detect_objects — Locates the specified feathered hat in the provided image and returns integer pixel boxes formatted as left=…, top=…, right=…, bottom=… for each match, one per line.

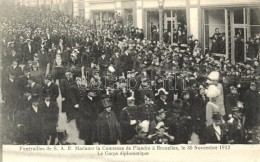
left=155, top=88, right=169, bottom=96
left=208, top=71, right=220, bottom=81
left=206, top=85, right=221, bottom=98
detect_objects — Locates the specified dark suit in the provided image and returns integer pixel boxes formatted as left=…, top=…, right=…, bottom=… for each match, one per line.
left=22, top=106, right=46, bottom=145
left=60, top=78, right=76, bottom=120
left=121, top=53, right=133, bottom=75
left=43, top=82, right=59, bottom=102
left=98, top=56, right=109, bottom=76
left=30, top=83, right=43, bottom=99
left=225, top=93, right=239, bottom=117
left=97, top=111, right=121, bottom=144
left=202, top=125, right=228, bottom=144
left=41, top=101, right=59, bottom=145
left=120, top=106, right=138, bottom=144
left=78, top=96, right=98, bottom=144
left=22, top=42, right=35, bottom=61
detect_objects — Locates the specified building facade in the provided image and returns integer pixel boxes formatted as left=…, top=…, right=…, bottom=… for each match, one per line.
left=16, top=0, right=260, bottom=64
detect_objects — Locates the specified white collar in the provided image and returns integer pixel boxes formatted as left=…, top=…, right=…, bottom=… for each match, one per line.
left=47, top=82, right=52, bottom=87
left=45, top=100, right=50, bottom=106
left=213, top=123, right=221, bottom=140
left=88, top=96, right=93, bottom=101
left=32, top=105, right=38, bottom=113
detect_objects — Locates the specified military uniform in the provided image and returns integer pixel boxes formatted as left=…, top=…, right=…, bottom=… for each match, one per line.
left=150, top=134, right=172, bottom=144
left=127, top=135, right=152, bottom=144
left=137, top=103, right=156, bottom=122
left=120, top=105, right=138, bottom=144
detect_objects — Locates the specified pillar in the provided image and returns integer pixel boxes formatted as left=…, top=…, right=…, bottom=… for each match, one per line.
left=136, top=0, right=143, bottom=29
left=115, top=0, right=122, bottom=15
left=73, top=0, right=79, bottom=17
left=84, top=0, right=90, bottom=20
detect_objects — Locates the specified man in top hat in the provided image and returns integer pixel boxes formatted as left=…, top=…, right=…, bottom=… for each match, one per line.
left=21, top=94, right=46, bottom=144
left=97, top=97, right=121, bottom=144
left=43, top=74, right=59, bottom=102
left=243, top=82, right=260, bottom=130
left=202, top=112, right=228, bottom=144
left=41, top=94, right=59, bottom=145
left=78, top=89, right=99, bottom=145
left=120, top=96, right=139, bottom=144
left=148, top=122, right=174, bottom=144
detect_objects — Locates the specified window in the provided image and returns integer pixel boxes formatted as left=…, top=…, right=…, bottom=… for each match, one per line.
left=204, top=9, right=225, bottom=54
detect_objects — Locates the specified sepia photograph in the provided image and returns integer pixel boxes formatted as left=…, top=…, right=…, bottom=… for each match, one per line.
left=0, top=0, right=260, bottom=161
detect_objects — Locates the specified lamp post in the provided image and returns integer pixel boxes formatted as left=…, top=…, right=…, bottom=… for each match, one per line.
left=158, top=0, right=164, bottom=42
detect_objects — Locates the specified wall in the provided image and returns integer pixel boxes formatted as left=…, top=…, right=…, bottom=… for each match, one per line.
left=200, top=0, right=260, bottom=6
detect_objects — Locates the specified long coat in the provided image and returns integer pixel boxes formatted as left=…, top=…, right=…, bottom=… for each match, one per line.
left=60, top=78, right=75, bottom=113
left=243, top=89, right=260, bottom=129
left=41, top=101, right=59, bottom=137
left=43, top=82, right=59, bottom=102
left=97, top=111, right=121, bottom=144
left=225, top=93, right=239, bottom=116
left=78, top=96, right=98, bottom=142
left=120, top=106, right=138, bottom=143
left=2, top=78, right=20, bottom=111
left=22, top=106, right=46, bottom=144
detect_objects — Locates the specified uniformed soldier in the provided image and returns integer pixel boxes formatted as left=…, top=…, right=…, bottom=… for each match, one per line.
left=148, top=122, right=174, bottom=144
left=137, top=94, right=156, bottom=122
left=127, top=121, right=152, bottom=144
left=226, top=106, right=246, bottom=144
left=120, top=96, right=138, bottom=144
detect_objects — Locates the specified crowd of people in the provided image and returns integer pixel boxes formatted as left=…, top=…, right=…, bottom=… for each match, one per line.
left=1, top=4, right=260, bottom=145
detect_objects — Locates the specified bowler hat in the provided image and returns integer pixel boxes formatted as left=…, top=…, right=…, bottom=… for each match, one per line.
left=212, top=113, right=221, bottom=121
left=57, top=129, right=68, bottom=141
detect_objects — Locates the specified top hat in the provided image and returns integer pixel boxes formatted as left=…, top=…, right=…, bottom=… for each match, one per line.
left=212, top=112, right=221, bottom=121
left=101, top=98, right=112, bottom=108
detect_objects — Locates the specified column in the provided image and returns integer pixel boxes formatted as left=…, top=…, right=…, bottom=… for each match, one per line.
left=84, top=0, right=90, bottom=20
left=136, top=0, right=143, bottom=29
left=159, top=7, right=163, bottom=42
left=73, top=0, right=79, bottom=17
left=187, top=0, right=200, bottom=40
left=115, top=0, right=122, bottom=15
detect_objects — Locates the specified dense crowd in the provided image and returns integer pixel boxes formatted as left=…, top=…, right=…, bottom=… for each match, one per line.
left=1, top=4, right=260, bottom=145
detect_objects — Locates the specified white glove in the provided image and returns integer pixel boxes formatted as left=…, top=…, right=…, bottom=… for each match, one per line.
left=74, top=104, right=79, bottom=108
left=62, top=98, right=65, bottom=101
left=130, top=120, right=137, bottom=125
